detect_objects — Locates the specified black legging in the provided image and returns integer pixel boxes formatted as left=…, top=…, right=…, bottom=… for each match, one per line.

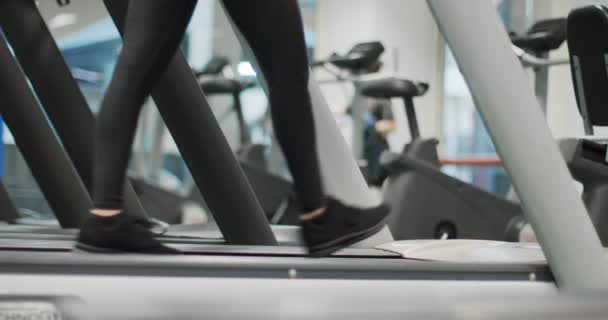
left=93, top=0, right=325, bottom=212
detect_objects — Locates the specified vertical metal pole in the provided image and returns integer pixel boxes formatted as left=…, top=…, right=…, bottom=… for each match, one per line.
left=223, top=4, right=393, bottom=245
left=148, top=113, right=166, bottom=181
left=0, top=36, right=90, bottom=228
left=0, top=182, right=19, bottom=223
left=350, top=85, right=367, bottom=158
left=534, top=52, right=549, bottom=115
left=103, top=0, right=277, bottom=245
left=232, top=92, right=251, bottom=145
left=403, top=98, right=421, bottom=140
left=572, top=56, right=594, bottom=135
left=0, top=0, right=148, bottom=219
left=427, top=0, right=608, bottom=290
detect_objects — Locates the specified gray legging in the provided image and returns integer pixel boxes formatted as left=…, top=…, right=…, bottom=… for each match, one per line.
left=93, top=0, right=325, bottom=212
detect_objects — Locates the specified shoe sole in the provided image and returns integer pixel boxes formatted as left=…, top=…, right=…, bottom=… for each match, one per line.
left=75, top=242, right=179, bottom=254
left=77, top=215, right=387, bottom=257
left=74, top=242, right=126, bottom=253
left=308, top=215, right=389, bottom=258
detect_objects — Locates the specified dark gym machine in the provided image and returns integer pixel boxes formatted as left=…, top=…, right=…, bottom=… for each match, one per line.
left=361, top=77, right=523, bottom=241
left=561, top=4, right=608, bottom=246
left=356, top=18, right=580, bottom=242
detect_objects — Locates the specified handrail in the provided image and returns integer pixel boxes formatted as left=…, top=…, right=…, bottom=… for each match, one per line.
left=440, top=157, right=502, bottom=166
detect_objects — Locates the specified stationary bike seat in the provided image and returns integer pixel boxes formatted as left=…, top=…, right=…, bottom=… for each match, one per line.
left=198, top=76, right=255, bottom=95
left=360, top=78, right=429, bottom=99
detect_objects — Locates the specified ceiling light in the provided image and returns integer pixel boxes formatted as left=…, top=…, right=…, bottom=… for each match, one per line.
left=237, top=61, right=256, bottom=77
left=48, top=13, right=77, bottom=29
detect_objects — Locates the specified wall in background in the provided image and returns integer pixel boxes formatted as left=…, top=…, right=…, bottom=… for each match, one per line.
left=315, top=0, right=444, bottom=151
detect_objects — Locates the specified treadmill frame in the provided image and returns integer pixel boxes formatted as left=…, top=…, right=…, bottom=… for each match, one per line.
left=0, top=0, right=602, bottom=297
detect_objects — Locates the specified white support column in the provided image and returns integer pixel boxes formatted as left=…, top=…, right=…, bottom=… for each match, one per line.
left=427, top=0, right=608, bottom=290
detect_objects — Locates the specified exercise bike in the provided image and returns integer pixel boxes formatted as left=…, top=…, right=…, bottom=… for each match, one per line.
left=359, top=18, right=573, bottom=241
left=313, top=41, right=389, bottom=181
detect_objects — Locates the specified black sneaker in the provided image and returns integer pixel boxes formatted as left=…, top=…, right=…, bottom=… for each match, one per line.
left=302, top=198, right=390, bottom=257
left=136, top=218, right=170, bottom=236
left=76, top=213, right=179, bottom=254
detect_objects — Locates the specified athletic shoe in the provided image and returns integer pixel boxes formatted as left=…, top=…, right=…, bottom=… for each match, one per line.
left=76, top=213, right=179, bottom=254
left=302, top=198, right=390, bottom=257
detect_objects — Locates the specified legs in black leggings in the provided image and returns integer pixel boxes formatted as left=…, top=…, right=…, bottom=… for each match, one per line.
left=222, top=0, right=324, bottom=212
left=81, top=0, right=389, bottom=255
left=93, top=0, right=198, bottom=209
left=94, top=0, right=324, bottom=212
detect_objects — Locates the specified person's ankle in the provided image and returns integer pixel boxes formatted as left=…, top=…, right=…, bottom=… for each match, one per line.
left=90, top=209, right=123, bottom=217
left=300, top=207, right=326, bottom=221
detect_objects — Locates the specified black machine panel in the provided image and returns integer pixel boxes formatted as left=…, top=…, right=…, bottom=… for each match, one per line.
left=567, top=5, right=608, bottom=127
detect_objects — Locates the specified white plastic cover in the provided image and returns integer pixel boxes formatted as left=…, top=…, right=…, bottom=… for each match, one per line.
left=376, top=240, right=546, bottom=264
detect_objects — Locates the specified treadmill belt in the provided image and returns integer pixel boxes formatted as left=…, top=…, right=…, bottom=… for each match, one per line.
left=0, top=237, right=395, bottom=258
left=0, top=249, right=552, bottom=282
